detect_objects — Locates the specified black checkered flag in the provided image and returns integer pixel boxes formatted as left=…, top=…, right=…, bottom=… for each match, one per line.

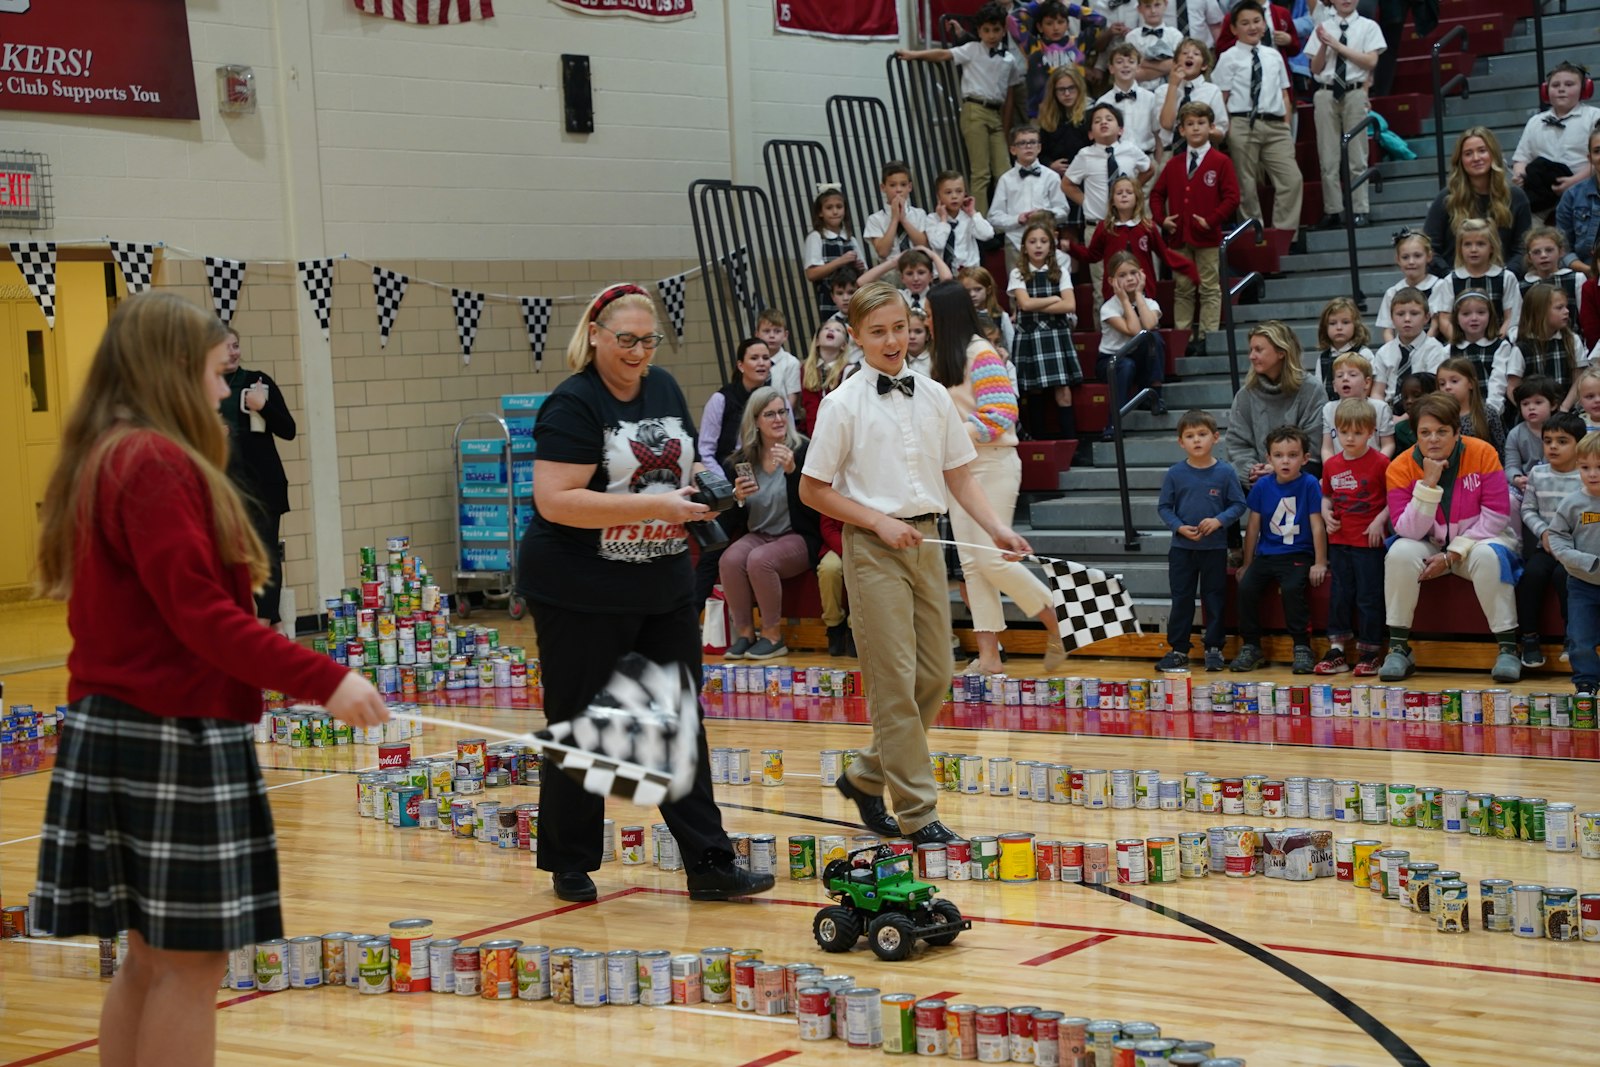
left=204, top=256, right=247, bottom=324
left=657, top=272, right=689, bottom=341
left=9, top=241, right=56, bottom=327
left=452, top=288, right=485, bottom=364
left=297, top=258, right=335, bottom=340
left=1039, top=557, right=1141, bottom=652
left=535, top=653, right=700, bottom=807
left=110, top=241, right=156, bottom=294
left=519, top=296, right=552, bottom=369
left=722, top=246, right=762, bottom=320
left=371, top=266, right=408, bottom=348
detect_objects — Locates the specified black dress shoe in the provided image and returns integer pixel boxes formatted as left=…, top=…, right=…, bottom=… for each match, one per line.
left=1148, top=394, right=1167, bottom=416
left=1351, top=213, right=1368, bottom=227
left=686, top=856, right=776, bottom=901
left=552, top=871, right=597, bottom=902
left=907, top=820, right=960, bottom=845
left=835, top=774, right=900, bottom=836
left=1314, top=213, right=1345, bottom=231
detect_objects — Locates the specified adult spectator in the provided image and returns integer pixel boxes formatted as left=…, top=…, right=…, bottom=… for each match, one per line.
left=1225, top=320, right=1327, bottom=490
left=221, top=327, right=296, bottom=632
left=514, top=283, right=774, bottom=904
left=1555, top=123, right=1600, bottom=280
left=1379, top=392, right=1521, bottom=683
left=1423, top=128, right=1534, bottom=277
left=694, top=337, right=771, bottom=602
left=718, top=387, right=822, bottom=662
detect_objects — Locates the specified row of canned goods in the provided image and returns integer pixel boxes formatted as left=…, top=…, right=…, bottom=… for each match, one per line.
left=254, top=704, right=423, bottom=747
left=704, top=663, right=860, bottom=698
left=709, top=747, right=790, bottom=786
left=0, top=704, right=64, bottom=744
left=1349, top=844, right=1600, bottom=941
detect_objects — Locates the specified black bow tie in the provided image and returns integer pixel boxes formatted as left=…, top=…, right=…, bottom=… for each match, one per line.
left=990, top=45, right=1008, bottom=56
left=1141, top=26, right=1163, bottom=36
left=1019, top=165, right=1042, bottom=177
left=877, top=373, right=915, bottom=397
left=1543, top=115, right=1568, bottom=128
left=1114, top=90, right=1137, bottom=102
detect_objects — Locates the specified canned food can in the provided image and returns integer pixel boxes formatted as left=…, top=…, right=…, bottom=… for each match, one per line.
left=1512, top=885, right=1545, bottom=938
left=1546, top=803, right=1576, bottom=852
left=700, top=947, right=733, bottom=1003
left=947, top=1003, right=979, bottom=1060
left=476, top=939, right=519, bottom=1000
left=1083, top=842, right=1110, bottom=884
left=974, top=1006, right=1009, bottom=1063
left=1057, top=840, right=1084, bottom=884
left=1222, top=827, right=1255, bottom=878
left=516, top=944, right=551, bottom=1001
left=256, top=938, right=289, bottom=992
left=1146, top=837, right=1177, bottom=884
left=1434, top=881, right=1470, bottom=933
left=605, top=949, right=639, bottom=1006
left=1521, top=797, right=1548, bottom=843
left=881, top=992, right=917, bottom=1054
left=845, top=987, right=883, bottom=1048
left=998, top=833, right=1036, bottom=883
left=989, top=757, right=1013, bottom=796
left=1579, top=894, right=1600, bottom=943
left=971, top=835, right=1000, bottom=881
left=947, top=839, right=972, bottom=882
left=228, top=944, right=256, bottom=990
left=788, top=834, right=817, bottom=879
left=917, top=842, right=949, bottom=880
left=637, top=949, right=672, bottom=1006
left=819, top=750, right=843, bottom=786
left=1372, top=849, right=1409, bottom=899
left=1116, top=838, right=1148, bottom=884
left=914, top=998, right=948, bottom=1056
left=761, top=749, right=783, bottom=786
left=1581, top=812, right=1600, bottom=859
left=1480, top=879, right=1513, bottom=932
left=797, top=986, right=833, bottom=1040
left=1544, top=887, right=1580, bottom=941
left=1006, top=1005, right=1038, bottom=1062
left=1082, top=769, right=1109, bottom=809
left=354, top=939, right=389, bottom=995
left=572, top=950, right=606, bottom=1007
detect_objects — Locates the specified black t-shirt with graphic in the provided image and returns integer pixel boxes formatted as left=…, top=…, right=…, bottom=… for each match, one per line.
left=516, top=365, right=698, bottom=614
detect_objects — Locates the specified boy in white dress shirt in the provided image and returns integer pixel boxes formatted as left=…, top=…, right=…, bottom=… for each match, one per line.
left=1130, top=0, right=1185, bottom=90
left=1213, top=0, right=1303, bottom=242
left=1164, top=0, right=1225, bottom=48
left=928, top=171, right=998, bottom=270
left=1155, top=38, right=1228, bottom=152
left=1064, top=103, right=1154, bottom=223
left=1512, top=61, right=1600, bottom=218
left=1305, top=0, right=1384, bottom=229
left=987, top=125, right=1072, bottom=266
left=864, top=161, right=934, bottom=261
left=1097, top=43, right=1162, bottom=156
left=801, top=283, right=1029, bottom=846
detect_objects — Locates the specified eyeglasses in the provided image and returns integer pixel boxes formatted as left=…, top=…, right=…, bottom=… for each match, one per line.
left=595, top=322, right=665, bottom=351
left=1013, top=139, right=1040, bottom=146
left=760, top=408, right=789, bottom=420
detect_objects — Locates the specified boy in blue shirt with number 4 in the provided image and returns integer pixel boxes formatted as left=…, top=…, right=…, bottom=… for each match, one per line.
left=1231, top=424, right=1328, bottom=674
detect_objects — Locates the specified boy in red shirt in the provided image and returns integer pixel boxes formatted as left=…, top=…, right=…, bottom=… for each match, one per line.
left=1316, top=397, right=1391, bottom=675
left=1151, top=101, right=1241, bottom=358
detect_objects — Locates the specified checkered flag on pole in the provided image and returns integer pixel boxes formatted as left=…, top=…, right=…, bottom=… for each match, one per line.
left=657, top=271, right=689, bottom=341
left=1039, top=557, right=1141, bottom=652
left=721, top=247, right=761, bottom=321
left=371, top=267, right=408, bottom=347
left=109, top=241, right=156, bottom=294
left=452, top=288, right=485, bottom=364
left=297, top=258, right=335, bottom=340
left=535, top=653, right=700, bottom=807
left=519, top=296, right=552, bottom=369
left=9, top=241, right=56, bottom=327
left=204, top=256, right=247, bottom=324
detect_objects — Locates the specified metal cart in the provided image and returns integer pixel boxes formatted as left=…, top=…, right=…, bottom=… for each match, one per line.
left=451, top=412, right=526, bottom=620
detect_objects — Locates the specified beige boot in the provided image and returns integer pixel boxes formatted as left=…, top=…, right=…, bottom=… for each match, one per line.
left=1042, top=628, right=1068, bottom=672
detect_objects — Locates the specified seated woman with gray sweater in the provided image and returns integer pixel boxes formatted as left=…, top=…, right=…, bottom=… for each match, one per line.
left=1225, top=321, right=1328, bottom=491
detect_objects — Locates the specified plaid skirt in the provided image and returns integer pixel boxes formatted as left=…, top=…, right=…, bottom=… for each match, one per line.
left=34, top=695, right=282, bottom=952
left=1013, top=314, right=1083, bottom=391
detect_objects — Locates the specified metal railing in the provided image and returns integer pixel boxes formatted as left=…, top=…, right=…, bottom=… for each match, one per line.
left=1531, top=0, right=1567, bottom=86
left=687, top=179, right=811, bottom=383
left=761, top=138, right=834, bottom=343
left=1104, top=331, right=1160, bottom=551
left=1431, top=26, right=1471, bottom=188
left=826, top=95, right=901, bottom=259
left=1217, top=218, right=1265, bottom=396
left=886, top=54, right=968, bottom=204
left=1339, top=114, right=1384, bottom=305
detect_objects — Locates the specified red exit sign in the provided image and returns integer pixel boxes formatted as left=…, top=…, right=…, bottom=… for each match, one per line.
left=0, top=151, right=48, bottom=227
left=0, top=167, right=34, bottom=207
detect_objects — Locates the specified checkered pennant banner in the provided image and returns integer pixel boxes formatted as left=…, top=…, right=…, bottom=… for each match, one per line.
left=9, top=241, right=56, bottom=327
left=721, top=246, right=761, bottom=321
left=371, top=266, right=408, bottom=347
left=204, top=256, right=247, bottom=324
left=534, top=653, right=700, bottom=807
left=657, top=271, right=689, bottom=341
left=452, top=288, right=485, bottom=363
left=297, top=258, right=336, bottom=340
left=519, top=296, right=553, bottom=369
left=109, top=241, right=156, bottom=294
left=1039, top=557, right=1140, bottom=652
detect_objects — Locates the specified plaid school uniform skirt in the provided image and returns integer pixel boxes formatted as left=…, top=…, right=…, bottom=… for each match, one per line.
left=1013, top=311, right=1083, bottom=391
left=34, top=695, right=282, bottom=952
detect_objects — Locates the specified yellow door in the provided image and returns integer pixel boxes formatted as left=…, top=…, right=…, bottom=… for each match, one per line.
left=0, top=285, right=62, bottom=594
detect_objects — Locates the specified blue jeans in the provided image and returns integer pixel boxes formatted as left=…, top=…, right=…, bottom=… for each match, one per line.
left=1167, top=546, right=1227, bottom=653
left=1327, top=543, right=1385, bottom=647
left=1567, top=577, right=1600, bottom=688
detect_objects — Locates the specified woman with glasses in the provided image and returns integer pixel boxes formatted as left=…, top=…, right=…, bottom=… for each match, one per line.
left=694, top=337, right=774, bottom=602
left=718, top=388, right=823, bottom=661
left=513, top=283, right=775, bottom=905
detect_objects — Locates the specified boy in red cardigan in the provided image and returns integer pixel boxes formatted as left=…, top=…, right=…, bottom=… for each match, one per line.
left=1151, top=101, right=1241, bottom=358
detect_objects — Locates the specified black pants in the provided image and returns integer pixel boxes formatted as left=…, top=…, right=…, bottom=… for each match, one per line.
left=1516, top=545, right=1570, bottom=636
left=1237, top=553, right=1313, bottom=646
left=1327, top=543, right=1385, bottom=647
left=1167, top=546, right=1227, bottom=653
left=1096, top=332, right=1164, bottom=412
left=248, top=505, right=283, bottom=624
left=1523, top=157, right=1574, bottom=216
left=1373, top=18, right=1404, bottom=97
left=529, top=597, right=729, bottom=874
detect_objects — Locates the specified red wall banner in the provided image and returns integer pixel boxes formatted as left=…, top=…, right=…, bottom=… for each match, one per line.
left=549, top=0, right=695, bottom=19
left=775, top=0, right=899, bottom=41
left=0, top=0, right=199, bottom=120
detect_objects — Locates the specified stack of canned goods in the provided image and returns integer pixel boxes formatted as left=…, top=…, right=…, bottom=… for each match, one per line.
left=0, top=702, right=64, bottom=744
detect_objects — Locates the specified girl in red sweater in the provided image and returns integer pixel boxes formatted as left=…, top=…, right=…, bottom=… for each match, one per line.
left=1070, top=174, right=1199, bottom=301
left=32, top=292, right=387, bottom=1067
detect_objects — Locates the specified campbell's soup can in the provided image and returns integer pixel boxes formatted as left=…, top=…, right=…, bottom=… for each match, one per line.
left=1578, top=893, right=1600, bottom=943
left=914, top=998, right=948, bottom=1055
left=946, top=838, right=972, bottom=881
left=797, top=986, right=832, bottom=1040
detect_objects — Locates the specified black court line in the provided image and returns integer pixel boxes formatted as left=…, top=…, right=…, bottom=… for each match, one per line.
left=719, top=801, right=868, bottom=833
left=1082, top=882, right=1432, bottom=1067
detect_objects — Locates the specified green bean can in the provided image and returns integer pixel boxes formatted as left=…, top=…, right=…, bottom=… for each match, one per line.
left=1440, top=690, right=1462, bottom=723
left=1574, top=695, right=1597, bottom=729
left=1466, top=793, right=1493, bottom=836
left=1492, top=795, right=1521, bottom=840
left=1520, top=797, right=1546, bottom=842
left=360, top=546, right=377, bottom=568
left=789, top=835, right=817, bottom=880
left=1416, top=786, right=1442, bottom=831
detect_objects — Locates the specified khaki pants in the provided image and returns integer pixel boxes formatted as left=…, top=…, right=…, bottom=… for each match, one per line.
left=1226, top=117, right=1303, bottom=234
left=841, top=519, right=952, bottom=833
left=817, top=549, right=845, bottom=628
left=1173, top=243, right=1221, bottom=335
left=949, top=447, right=1051, bottom=631
left=1385, top=538, right=1517, bottom=633
left=1313, top=86, right=1370, bottom=214
left=959, top=99, right=1008, bottom=215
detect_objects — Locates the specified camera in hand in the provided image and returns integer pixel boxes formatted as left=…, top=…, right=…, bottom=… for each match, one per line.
left=686, top=470, right=736, bottom=551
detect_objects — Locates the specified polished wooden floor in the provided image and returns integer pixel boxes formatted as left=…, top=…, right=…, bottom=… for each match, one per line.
left=2, top=604, right=1597, bottom=1067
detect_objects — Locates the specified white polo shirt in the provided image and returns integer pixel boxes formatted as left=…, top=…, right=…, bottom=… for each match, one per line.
left=1095, top=83, right=1162, bottom=155
left=1065, top=140, right=1153, bottom=221
left=1154, top=76, right=1230, bottom=144
left=1512, top=104, right=1600, bottom=170
left=951, top=41, right=1024, bottom=105
left=1213, top=43, right=1291, bottom=118
left=1303, top=13, right=1385, bottom=89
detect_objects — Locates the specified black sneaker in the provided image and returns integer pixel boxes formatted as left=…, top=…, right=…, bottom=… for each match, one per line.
left=552, top=872, right=597, bottom=902
left=1230, top=644, right=1265, bottom=672
left=907, top=820, right=960, bottom=845
left=686, top=856, right=776, bottom=901
left=1577, top=682, right=1597, bottom=697
left=1291, top=645, right=1316, bottom=674
left=1521, top=635, right=1546, bottom=669
left=1155, top=651, right=1189, bottom=673
left=1204, top=648, right=1226, bottom=671
left=836, top=774, right=900, bottom=836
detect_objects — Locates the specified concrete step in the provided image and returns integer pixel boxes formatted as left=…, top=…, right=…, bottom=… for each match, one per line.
left=1200, top=324, right=1319, bottom=352
left=1033, top=493, right=1168, bottom=530
left=1117, top=405, right=1231, bottom=432
left=1022, top=526, right=1175, bottom=556
left=1059, top=465, right=1170, bottom=492
left=1160, top=379, right=1240, bottom=408
left=1279, top=247, right=1394, bottom=273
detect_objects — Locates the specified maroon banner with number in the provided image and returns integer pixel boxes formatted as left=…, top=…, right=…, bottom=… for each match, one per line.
left=549, top=0, right=695, bottom=19
left=775, top=0, right=898, bottom=40
left=0, top=0, right=198, bottom=120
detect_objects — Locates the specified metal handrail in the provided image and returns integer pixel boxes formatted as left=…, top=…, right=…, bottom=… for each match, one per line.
left=1531, top=0, right=1566, bottom=86
left=1431, top=26, right=1471, bottom=188
left=1104, top=330, right=1160, bottom=551
left=1217, top=218, right=1265, bottom=396
left=1339, top=114, right=1384, bottom=305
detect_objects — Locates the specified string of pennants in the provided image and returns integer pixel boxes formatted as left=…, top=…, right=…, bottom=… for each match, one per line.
left=7, top=240, right=706, bottom=367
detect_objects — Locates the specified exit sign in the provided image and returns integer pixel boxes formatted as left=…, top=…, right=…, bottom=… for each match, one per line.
left=0, top=151, right=51, bottom=230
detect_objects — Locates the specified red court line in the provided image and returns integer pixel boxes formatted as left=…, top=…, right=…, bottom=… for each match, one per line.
left=1263, top=943, right=1600, bottom=985
left=4, top=1039, right=97, bottom=1067
left=452, top=886, right=645, bottom=941
left=926, top=990, right=961, bottom=1000
left=734, top=1051, right=800, bottom=1067
left=1022, top=934, right=1118, bottom=967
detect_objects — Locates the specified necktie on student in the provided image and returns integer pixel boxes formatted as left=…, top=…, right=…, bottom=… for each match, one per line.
left=1249, top=45, right=1263, bottom=123
left=1335, top=22, right=1348, bottom=85
left=1170, top=82, right=1195, bottom=149
left=1189, top=149, right=1200, bottom=177
left=1176, top=0, right=1190, bottom=36
left=1106, top=145, right=1118, bottom=183
left=943, top=221, right=957, bottom=267
left=877, top=373, right=915, bottom=396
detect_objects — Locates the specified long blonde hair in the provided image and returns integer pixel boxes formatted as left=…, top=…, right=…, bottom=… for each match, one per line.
left=1446, top=128, right=1513, bottom=232
left=729, top=386, right=805, bottom=472
left=1245, top=320, right=1307, bottom=394
left=802, top=315, right=845, bottom=392
left=36, top=292, right=266, bottom=597
left=1038, top=63, right=1088, bottom=133
left=566, top=284, right=659, bottom=373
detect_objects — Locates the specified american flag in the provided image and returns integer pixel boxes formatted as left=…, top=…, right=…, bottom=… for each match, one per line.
left=352, top=0, right=494, bottom=23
